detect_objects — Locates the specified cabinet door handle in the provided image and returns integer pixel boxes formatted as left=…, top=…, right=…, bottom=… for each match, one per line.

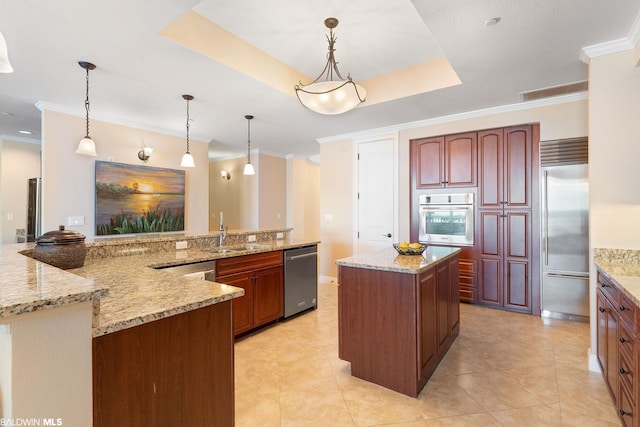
left=600, top=282, right=609, bottom=288
left=619, top=305, right=627, bottom=311
left=620, top=337, right=628, bottom=343
left=599, top=307, right=605, bottom=313
left=620, top=368, right=629, bottom=375
left=620, top=409, right=631, bottom=417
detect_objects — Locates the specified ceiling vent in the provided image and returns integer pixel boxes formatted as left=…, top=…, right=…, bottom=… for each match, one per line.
left=520, top=81, right=588, bottom=102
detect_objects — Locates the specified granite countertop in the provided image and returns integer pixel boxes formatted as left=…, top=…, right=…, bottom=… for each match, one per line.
left=594, top=248, right=640, bottom=307
left=336, top=246, right=461, bottom=274
left=2, top=236, right=319, bottom=337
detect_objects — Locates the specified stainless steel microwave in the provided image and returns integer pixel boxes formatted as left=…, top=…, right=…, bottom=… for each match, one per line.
left=418, top=193, right=474, bottom=246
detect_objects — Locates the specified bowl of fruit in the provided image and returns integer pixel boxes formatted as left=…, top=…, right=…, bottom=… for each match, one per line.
left=393, top=241, right=427, bottom=255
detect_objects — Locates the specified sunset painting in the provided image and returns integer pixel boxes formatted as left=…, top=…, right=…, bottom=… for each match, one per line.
left=95, top=161, right=185, bottom=235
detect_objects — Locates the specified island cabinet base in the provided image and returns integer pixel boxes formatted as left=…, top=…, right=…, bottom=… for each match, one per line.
left=93, top=300, right=234, bottom=427
left=338, top=255, right=459, bottom=397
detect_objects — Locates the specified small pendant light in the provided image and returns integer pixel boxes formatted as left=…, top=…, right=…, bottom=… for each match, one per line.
left=243, top=115, right=255, bottom=175
left=180, top=94, right=195, bottom=168
left=75, top=61, right=97, bottom=156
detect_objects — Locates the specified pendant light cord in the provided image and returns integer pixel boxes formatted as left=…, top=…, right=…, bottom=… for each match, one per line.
left=246, top=117, right=251, bottom=162
left=84, top=67, right=90, bottom=138
left=185, top=98, right=190, bottom=154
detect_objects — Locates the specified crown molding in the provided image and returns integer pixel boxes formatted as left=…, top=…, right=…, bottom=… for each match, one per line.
left=317, top=91, right=588, bottom=144
left=580, top=11, right=640, bottom=63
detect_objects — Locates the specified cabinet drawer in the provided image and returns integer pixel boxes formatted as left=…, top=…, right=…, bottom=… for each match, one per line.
left=618, top=321, right=635, bottom=359
left=459, top=287, right=475, bottom=303
left=618, top=385, right=635, bottom=427
left=618, top=292, right=636, bottom=328
left=598, top=271, right=619, bottom=304
left=618, top=344, right=634, bottom=398
left=216, top=251, right=283, bottom=276
left=459, top=260, right=476, bottom=274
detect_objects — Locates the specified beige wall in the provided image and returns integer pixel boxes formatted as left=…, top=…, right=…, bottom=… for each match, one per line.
left=589, top=48, right=640, bottom=249
left=319, top=99, right=588, bottom=279
left=41, top=110, right=209, bottom=238
left=209, top=156, right=256, bottom=231
left=286, top=156, right=320, bottom=242
left=209, top=152, right=286, bottom=231
left=319, top=138, right=354, bottom=278
left=0, top=138, right=41, bottom=244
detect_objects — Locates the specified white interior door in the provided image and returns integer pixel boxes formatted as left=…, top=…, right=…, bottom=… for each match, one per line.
left=357, top=137, right=396, bottom=255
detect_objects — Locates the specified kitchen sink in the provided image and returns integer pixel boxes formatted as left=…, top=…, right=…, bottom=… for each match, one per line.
left=234, top=244, right=271, bottom=251
left=210, top=244, right=271, bottom=253
left=210, top=248, right=238, bottom=254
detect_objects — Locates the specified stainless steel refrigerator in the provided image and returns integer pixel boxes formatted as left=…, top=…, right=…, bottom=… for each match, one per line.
left=540, top=138, right=589, bottom=321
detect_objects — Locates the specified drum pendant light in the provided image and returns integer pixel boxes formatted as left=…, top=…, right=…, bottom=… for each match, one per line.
left=75, top=61, right=97, bottom=156
left=180, top=94, right=195, bottom=168
left=243, top=115, right=255, bottom=175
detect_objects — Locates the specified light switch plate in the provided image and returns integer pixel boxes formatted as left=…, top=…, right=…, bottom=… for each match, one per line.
left=247, top=235, right=257, bottom=242
left=176, top=241, right=188, bottom=250
left=276, top=232, right=284, bottom=239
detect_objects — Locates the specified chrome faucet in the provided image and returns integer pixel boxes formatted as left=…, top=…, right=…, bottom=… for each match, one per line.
left=219, top=224, right=228, bottom=246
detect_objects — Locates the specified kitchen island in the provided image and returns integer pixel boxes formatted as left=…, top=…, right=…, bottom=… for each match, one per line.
left=1, top=229, right=318, bottom=426
left=336, top=246, right=460, bottom=397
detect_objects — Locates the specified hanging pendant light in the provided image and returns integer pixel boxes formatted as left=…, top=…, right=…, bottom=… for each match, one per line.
left=0, top=32, right=13, bottom=73
left=294, top=18, right=366, bottom=115
left=75, top=61, right=97, bottom=156
left=243, top=115, right=255, bottom=176
left=180, top=94, right=195, bottom=168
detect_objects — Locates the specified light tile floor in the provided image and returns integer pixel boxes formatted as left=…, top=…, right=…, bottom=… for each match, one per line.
left=234, top=281, right=620, bottom=426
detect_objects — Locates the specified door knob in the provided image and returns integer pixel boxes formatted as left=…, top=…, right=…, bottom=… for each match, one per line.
left=382, top=233, right=392, bottom=238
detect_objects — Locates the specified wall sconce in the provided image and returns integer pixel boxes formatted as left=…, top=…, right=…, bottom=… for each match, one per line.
left=220, top=170, right=231, bottom=181
left=138, top=145, right=153, bottom=163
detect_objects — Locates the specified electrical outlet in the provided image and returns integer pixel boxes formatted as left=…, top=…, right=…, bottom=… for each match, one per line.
left=67, top=216, right=85, bottom=226
left=276, top=232, right=284, bottom=239
left=247, top=235, right=257, bottom=242
left=176, top=241, right=188, bottom=250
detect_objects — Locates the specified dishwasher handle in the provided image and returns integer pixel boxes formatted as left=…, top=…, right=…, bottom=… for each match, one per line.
left=287, top=252, right=318, bottom=261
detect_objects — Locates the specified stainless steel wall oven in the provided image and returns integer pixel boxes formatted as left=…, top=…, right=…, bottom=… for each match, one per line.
left=418, top=193, right=474, bottom=246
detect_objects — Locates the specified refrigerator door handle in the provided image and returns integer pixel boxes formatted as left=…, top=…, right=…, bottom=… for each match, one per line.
left=543, top=170, right=549, bottom=266
left=546, top=272, right=589, bottom=280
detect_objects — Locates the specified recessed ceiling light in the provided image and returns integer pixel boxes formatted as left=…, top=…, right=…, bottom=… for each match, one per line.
left=18, top=130, right=32, bottom=135
left=485, top=17, right=501, bottom=26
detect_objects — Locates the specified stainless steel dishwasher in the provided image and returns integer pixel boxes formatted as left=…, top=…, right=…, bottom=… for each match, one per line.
left=284, top=245, right=318, bottom=318
left=155, top=260, right=216, bottom=281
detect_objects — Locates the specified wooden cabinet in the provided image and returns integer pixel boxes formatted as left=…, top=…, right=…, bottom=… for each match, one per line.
left=596, top=267, right=638, bottom=426
left=93, top=301, right=234, bottom=427
left=338, top=254, right=460, bottom=397
left=478, top=126, right=532, bottom=209
left=457, top=246, right=477, bottom=303
left=216, top=251, right=283, bottom=336
left=478, top=210, right=531, bottom=312
left=412, top=133, right=477, bottom=188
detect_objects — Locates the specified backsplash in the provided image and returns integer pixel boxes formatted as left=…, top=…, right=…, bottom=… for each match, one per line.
left=594, top=248, right=640, bottom=264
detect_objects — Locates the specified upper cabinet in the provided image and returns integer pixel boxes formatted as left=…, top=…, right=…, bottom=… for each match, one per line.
left=412, top=133, right=477, bottom=188
left=478, top=125, right=533, bottom=209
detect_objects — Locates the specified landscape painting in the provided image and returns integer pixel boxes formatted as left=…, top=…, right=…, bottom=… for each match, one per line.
left=95, top=161, right=185, bottom=235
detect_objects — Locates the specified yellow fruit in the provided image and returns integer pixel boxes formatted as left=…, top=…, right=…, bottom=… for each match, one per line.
left=398, top=241, right=409, bottom=248
left=409, top=242, right=422, bottom=249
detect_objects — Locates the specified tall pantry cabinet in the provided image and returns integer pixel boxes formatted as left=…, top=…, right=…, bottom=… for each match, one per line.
left=410, top=124, right=540, bottom=315
left=477, top=125, right=539, bottom=313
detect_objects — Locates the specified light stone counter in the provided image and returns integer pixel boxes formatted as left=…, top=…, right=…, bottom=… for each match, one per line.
left=2, top=231, right=318, bottom=337
left=0, top=243, right=107, bottom=320
left=336, top=245, right=461, bottom=274
left=594, top=248, right=640, bottom=307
